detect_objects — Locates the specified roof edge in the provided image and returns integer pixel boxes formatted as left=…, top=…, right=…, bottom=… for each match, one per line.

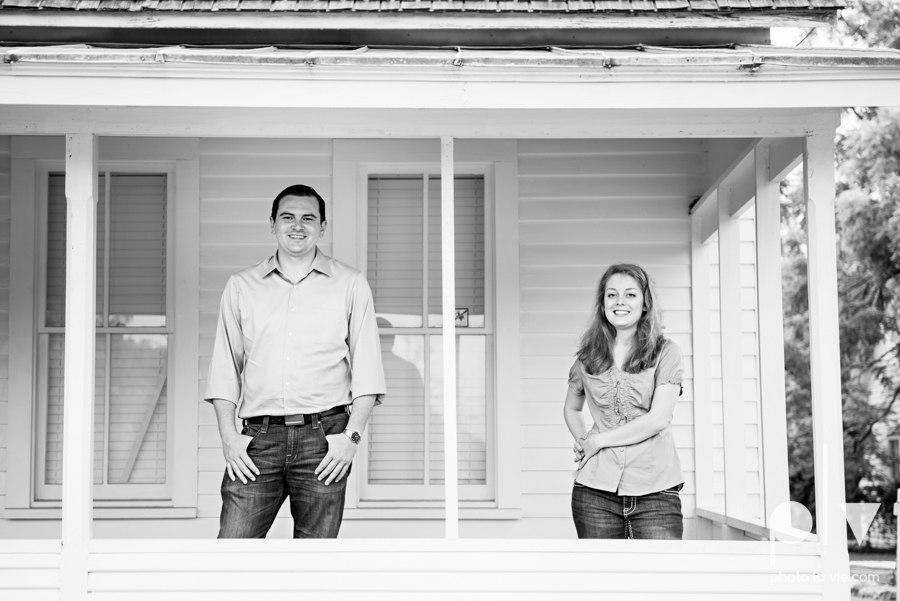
left=0, top=9, right=838, bottom=30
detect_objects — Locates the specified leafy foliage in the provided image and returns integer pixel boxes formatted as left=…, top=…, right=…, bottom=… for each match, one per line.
left=776, top=1, right=900, bottom=540
left=781, top=107, right=900, bottom=528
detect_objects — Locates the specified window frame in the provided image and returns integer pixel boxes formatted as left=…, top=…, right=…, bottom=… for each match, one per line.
left=332, top=139, right=522, bottom=518
left=5, top=137, right=200, bottom=518
left=32, top=162, right=176, bottom=505
left=359, top=166, right=496, bottom=505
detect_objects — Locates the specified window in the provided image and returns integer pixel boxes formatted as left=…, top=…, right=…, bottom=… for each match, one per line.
left=34, top=171, right=173, bottom=503
left=360, top=173, right=494, bottom=503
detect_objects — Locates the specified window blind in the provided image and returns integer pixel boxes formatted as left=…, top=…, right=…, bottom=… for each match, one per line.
left=367, top=176, right=425, bottom=328
left=40, top=173, right=169, bottom=499
left=365, top=174, right=489, bottom=494
left=427, top=176, right=486, bottom=328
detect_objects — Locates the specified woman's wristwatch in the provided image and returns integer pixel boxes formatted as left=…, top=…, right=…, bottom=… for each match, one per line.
left=344, top=429, right=361, bottom=444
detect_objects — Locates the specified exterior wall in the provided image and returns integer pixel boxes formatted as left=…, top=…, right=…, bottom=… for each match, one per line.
left=517, top=139, right=704, bottom=538
left=0, top=136, right=9, bottom=525
left=708, top=212, right=765, bottom=520
left=0, top=136, right=775, bottom=541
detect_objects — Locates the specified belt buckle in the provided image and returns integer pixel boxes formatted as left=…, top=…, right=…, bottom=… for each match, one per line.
left=284, top=414, right=305, bottom=426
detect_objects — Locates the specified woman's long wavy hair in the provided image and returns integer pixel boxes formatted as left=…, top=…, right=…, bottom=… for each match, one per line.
left=577, top=263, right=666, bottom=375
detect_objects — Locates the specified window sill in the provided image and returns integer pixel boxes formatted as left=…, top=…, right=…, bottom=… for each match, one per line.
left=343, top=508, right=521, bottom=520
left=2, top=507, right=198, bottom=520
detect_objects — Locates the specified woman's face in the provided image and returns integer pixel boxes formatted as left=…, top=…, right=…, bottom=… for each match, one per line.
left=603, top=273, right=645, bottom=332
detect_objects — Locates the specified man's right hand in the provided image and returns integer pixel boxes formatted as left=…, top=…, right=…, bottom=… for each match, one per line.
left=222, top=430, right=259, bottom=484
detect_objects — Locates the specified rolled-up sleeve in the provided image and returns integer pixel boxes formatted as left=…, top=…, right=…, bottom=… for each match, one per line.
left=347, top=273, right=386, bottom=405
left=204, top=276, right=245, bottom=406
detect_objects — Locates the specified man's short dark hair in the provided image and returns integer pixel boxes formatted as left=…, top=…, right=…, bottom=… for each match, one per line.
left=271, top=185, right=326, bottom=223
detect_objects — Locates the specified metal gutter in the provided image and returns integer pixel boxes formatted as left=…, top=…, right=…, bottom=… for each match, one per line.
left=5, top=44, right=900, bottom=70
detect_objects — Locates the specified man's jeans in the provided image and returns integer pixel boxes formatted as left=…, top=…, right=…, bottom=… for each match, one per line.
left=572, top=481, right=684, bottom=539
left=218, top=411, right=351, bottom=538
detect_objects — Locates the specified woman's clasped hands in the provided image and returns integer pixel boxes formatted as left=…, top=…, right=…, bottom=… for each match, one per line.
left=573, top=431, right=603, bottom=470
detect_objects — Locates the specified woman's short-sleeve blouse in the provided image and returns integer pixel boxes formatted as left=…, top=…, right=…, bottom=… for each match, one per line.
left=568, top=338, right=684, bottom=496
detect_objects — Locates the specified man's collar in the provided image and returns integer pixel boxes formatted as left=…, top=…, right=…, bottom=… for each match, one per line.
left=261, top=249, right=333, bottom=278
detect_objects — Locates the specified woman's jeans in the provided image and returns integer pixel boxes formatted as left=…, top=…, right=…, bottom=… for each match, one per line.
left=572, top=481, right=684, bottom=539
left=218, top=411, right=350, bottom=538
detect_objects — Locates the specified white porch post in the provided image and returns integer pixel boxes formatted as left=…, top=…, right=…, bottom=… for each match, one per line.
left=753, top=145, right=791, bottom=523
left=440, top=136, right=459, bottom=539
left=803, top=134, right=850, bottom=597
left=60, top=134, right=98, bottom=600
left=717, top=184, right=749, bottom=536
left=690, top=211, right=714, bottom=539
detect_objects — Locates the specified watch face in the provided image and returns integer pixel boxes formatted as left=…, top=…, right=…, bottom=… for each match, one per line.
left=346, top=430, right=361, bottom=444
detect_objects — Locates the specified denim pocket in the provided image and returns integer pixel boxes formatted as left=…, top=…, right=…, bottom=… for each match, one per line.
left=241, top=423, right=264, bottom=450
left=659, top=483, right=683, bottom=497
left=316, top=412, right=351, bottom=442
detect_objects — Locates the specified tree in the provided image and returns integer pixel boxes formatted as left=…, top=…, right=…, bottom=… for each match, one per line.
left=781, top=106, right=900, bottom=533
left=776, top=0, right=900, bottom=541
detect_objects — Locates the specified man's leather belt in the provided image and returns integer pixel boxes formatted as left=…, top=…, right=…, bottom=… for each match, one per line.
left=245, top=404, right=350, bottom=427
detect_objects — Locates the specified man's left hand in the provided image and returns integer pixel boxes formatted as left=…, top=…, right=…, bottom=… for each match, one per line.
left=315, top=433, right=357, bottom=485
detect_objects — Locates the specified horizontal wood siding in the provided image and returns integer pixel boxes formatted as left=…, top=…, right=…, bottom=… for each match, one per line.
left=197, top=139, right=333, bottom=531
left=0, top=137, right=9, bottom=522
left=518, top=139, right=703, bottom=537
left=709, top=211, right=765, bottom=520
left=82, top=540, right=825, bottom=599
left=0, top=541, right=60, bottom=600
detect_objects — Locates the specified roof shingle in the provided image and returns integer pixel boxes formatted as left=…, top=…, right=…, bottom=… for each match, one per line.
left=0, top=0, right=846, bottom=11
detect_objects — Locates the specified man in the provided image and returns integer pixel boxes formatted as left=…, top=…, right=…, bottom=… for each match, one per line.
left=205, top=184, right=385, bottom=538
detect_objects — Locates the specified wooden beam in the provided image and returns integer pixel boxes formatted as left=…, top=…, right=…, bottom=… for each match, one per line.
left=493, top=157, right=523, bottom=513
left=60, top=133, right=98, bottom=601
left=717, top=185, right=749, bottom=520
left=6, top=157, right=37, bottom=511
left=691, top=211, right=715, bottom=538
left=695, top=135, right=811, bottom=244
left=803, top=134, right=850, bottom=599
left=754, top=145, right=791, bottom=527
left=766, top=138, right=804, bottom=183
left=0, top=108, right=840, bottom=139
left=171, top=158, right=201, bottom=511
left=691, top=139, right=761, bottom=218
left=440, top=135, right=459, bottom=540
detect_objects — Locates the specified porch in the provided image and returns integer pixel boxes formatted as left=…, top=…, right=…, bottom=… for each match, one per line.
left=2, top=44, right=899, bottom=599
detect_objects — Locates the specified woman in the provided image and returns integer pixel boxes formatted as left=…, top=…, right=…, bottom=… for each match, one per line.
left=564, top=263, right=685, bottom=539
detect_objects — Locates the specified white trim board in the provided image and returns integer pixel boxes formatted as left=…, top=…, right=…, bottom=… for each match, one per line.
left=3, top=72, right=900, bottom=110
left=0, top=108, right=840, bottom=138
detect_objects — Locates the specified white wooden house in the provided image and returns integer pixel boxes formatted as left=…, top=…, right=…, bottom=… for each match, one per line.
left=1, top=2, right=899, bottom=599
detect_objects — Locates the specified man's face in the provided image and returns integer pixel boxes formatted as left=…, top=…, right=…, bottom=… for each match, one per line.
left=270, top=195, right=326, bottom=260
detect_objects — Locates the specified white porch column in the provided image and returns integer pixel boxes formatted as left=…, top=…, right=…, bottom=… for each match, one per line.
left=60, top=134, right=98, bottom=601
left=803, top=134, right=850, bottom=597
left=440, top=136, right=459, bottom=539
left=718, top=184, right=749, bottom=534
left=753, top=145, right=791, bottom=524
left=690, top=211, right=714, bottom=538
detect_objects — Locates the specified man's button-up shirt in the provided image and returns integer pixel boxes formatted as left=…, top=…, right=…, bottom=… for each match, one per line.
left=204, top=250, right=386, bottom=418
